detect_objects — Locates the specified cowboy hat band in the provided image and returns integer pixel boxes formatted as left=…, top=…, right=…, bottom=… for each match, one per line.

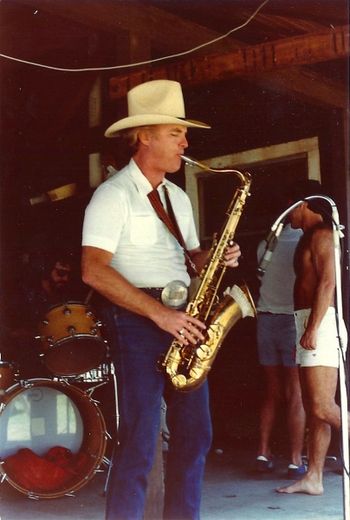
left=105, top=80, right=210, bottom=137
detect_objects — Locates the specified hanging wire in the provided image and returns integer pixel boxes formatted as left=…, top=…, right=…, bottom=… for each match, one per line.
left=0, top=0, right=269, bottom=73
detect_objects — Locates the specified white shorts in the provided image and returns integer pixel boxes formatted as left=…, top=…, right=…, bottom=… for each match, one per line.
left=295, top=307, right=348, bottom=368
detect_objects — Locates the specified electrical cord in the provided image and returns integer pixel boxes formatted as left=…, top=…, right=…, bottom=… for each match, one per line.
left=0, top=0, right=270, bottom=73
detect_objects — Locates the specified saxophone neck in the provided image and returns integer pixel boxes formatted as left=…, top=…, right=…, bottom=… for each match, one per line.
left=181, top=154, right=251, bottom=186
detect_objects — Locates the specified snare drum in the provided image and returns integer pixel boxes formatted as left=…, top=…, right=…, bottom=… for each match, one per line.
left=37, top=302, right=107, bottom=377
left=0, top=361, right=19, bottom=392
left=0, top=378, right=107, bottom=498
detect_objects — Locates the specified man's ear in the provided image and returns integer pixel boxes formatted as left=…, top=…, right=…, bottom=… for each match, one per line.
left=300, top=201, right=309, bottom=214
left=137, top=127, right=152, bottom=145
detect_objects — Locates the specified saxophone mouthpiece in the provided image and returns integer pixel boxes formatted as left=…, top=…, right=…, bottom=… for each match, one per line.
left=181, top=155, right=200, bottom=167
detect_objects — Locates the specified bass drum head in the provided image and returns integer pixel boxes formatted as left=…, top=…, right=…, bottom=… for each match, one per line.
left=0, top=379, right=107, bottom=499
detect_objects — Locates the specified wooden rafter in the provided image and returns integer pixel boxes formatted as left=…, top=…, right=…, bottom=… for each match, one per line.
left=109, top=24, right=349, bottom=109
left=3, top=1, right=349, bottom=110
left=256, top=67, right=348, bottom=109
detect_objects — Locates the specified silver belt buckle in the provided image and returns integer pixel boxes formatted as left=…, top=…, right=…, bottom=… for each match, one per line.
left=161, top=280, right=188, bottom=309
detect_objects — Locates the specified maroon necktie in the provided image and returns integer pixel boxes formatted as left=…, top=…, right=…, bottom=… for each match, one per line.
left=147, top=187, right=198, bottom=277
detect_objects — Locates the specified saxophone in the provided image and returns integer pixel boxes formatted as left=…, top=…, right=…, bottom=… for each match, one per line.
left=163, top=155, right=256, bottom=391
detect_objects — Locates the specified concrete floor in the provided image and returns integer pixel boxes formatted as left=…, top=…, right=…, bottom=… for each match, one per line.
left=0, top=446, right=346, bottom=520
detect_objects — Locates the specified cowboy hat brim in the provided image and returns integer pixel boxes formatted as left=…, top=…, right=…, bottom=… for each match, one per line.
left=105, top=114, right=210, bottom=137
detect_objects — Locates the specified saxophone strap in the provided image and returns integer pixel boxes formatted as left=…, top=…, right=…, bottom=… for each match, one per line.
left=147, top=186, right=198, bottom=278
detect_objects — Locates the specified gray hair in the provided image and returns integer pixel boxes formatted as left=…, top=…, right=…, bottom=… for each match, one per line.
left=120, top=126, right=153, bottom=152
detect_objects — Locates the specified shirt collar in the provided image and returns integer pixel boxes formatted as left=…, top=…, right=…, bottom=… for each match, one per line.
left=128, top=158, right=172, bottom=196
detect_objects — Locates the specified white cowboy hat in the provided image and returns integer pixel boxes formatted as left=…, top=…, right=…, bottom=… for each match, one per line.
left=105, top=80, right=210, bottom=137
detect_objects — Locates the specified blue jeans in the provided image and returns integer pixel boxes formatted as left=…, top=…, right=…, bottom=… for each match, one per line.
left=104, top=305, right=213, bottom=520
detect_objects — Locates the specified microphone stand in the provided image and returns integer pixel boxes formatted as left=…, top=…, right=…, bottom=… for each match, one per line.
left=260, top=196, right=349, bottom=520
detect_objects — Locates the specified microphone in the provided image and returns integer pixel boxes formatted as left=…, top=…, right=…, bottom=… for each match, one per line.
left=257, top=221, right=285, bottom=276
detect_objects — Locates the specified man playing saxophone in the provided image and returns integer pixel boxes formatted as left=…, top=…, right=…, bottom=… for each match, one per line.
left=81, top=79, right=241, bottom=520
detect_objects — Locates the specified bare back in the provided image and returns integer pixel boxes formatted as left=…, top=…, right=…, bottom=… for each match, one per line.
left=294, top=223, right=335, bottom=310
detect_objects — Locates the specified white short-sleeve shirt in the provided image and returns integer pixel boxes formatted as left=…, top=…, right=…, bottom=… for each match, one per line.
left=82, top=159, right=200, bottom=288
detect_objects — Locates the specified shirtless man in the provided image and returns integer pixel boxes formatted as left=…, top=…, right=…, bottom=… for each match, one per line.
left=277, top=197, right=348, bottom=495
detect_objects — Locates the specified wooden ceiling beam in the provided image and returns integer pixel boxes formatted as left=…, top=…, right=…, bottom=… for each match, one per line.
left=7, top=2, right=349, bottom=109
left=255, top=67, right=347, bottom=109
left=109, top=24, right=349, bottom=109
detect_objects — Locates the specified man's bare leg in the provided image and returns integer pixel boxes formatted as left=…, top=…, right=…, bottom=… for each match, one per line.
left=277, top=416, right=330, bottom=494
left=258, top=366, right=281, bottom=458
left=277, top=366, right=337, bottom=495
left=284, top=366, right=306, bottom=466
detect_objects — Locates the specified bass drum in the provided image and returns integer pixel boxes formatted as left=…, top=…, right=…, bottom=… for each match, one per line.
left=0, top=378, right=107, bottom=499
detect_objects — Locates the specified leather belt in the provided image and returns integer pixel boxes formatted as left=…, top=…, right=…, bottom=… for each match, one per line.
left=140, top=287, right=164, bottom=301
left=140, top=282, right=188, bottom=309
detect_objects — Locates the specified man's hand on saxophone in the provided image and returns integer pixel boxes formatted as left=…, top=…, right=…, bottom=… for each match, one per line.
left=152, top=306, right=206, bottom=346
left=161, top=241, right=242, bottom=346
left=224, top=241, right=241, bottom=267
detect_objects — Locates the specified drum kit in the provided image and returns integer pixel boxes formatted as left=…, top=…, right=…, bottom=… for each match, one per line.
left=0, top=301, right=119, bottom=500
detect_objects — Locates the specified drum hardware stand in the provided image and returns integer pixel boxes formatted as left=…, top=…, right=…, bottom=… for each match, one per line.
left=103, top=361, right=120, bottom=496
left=0, top=462, right=6, bottom=483
left=85, top=380, right=109, bottom=399
left=84, top=288, right=95, bottom=305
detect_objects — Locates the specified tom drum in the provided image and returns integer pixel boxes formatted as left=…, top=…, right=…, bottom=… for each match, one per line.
left=37, top=302, right=107, bottom=376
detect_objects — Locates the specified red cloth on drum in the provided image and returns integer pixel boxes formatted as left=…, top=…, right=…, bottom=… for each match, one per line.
left=5, top=448, right=72, bottom=491
left=45, top=446, right=76, bottom=470
left=46, top=446, right=89, bottom=475
left=4, top=447, right=92, bottom=491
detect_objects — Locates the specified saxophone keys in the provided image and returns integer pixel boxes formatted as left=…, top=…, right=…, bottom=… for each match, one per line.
left=189, top=367, right=203, bottom=379
left=172, top=374, right=187, bottom=388
left=196, top=345, right=211, bottom=360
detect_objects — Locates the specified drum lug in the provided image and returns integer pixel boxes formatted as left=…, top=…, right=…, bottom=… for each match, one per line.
left=1, top=469, right=7, bottom=483
left=95, top=320, right=102, bottom=327
left=68, top=326, right=76, bottom=336
left=47, top=336, right=54, bottom=345
left=28, top=493, right=40, bottom=500
left=103, top=455, right=111, bottom=465
left=41, top=320, right=49, bottom=326
left=20, top=379, right=33, bottom=388
left=34, top=335, right=42, bottom=340
left=90, top=327, right=98, bottom=335
left=63, top=307, right=72, bottom=316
